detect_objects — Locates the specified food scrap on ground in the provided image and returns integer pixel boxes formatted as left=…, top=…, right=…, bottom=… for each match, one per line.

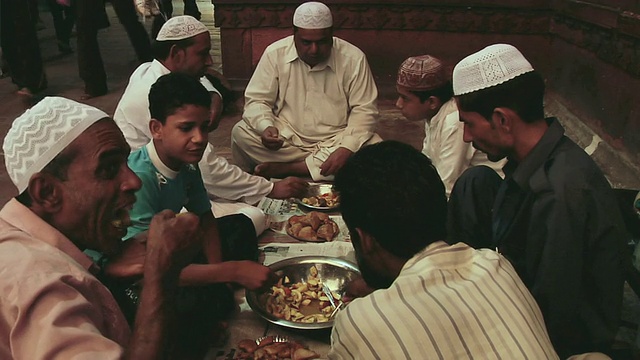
left=234, top=336, right=319, bottom=360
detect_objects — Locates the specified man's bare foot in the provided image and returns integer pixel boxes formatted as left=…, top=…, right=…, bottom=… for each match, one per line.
left=254, top=161, right=309, bottom=179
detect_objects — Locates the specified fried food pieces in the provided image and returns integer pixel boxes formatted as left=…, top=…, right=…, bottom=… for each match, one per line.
left=286, top=211, right=339, bottom=241
left=265, top=266, right=340, bottom=324
left=234, top=336, right=319, bottom=360
left=302, top=191, right=340, bottom=208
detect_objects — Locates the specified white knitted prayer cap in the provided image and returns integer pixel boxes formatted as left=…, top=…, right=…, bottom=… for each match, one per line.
left=156, top=15, right=208, bottom=41
left=453, top=44, right=534, bottom=96
left=3, top=97, right=108, bottom=193
left=293, top=2, right=333, bottom=29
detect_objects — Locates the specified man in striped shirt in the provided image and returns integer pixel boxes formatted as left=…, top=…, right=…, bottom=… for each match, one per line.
left=328, top=140, right=558, bottom=359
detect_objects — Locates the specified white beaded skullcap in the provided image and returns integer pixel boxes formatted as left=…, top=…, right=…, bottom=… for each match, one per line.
left=453, top=44, right=534, bottom=96
left=293, top=2, right=333, bottom=29
left=156, top=15, right=208, bottom=41
left=3, top=97, right=108, bottom=193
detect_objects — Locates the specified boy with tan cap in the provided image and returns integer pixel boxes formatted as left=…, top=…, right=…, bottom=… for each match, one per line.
left=395, top=54, right=504, bottom=196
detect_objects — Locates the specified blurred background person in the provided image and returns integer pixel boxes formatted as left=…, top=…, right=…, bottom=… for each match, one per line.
left=47, top=0, right=76, bottom=54
left=0, top=0, right=48, bottom=98
left=76, top=0, right=152, bottom=98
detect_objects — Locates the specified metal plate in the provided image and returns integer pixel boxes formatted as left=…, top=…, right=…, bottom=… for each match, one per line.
left=246, top=256, right=360, bottom=330
left=284, top=215, right=339, bottom=242
left=294, top=183, right=339, bottom=211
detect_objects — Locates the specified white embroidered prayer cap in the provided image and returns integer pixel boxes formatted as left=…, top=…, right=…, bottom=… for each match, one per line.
left=453, top=44, right=534, bottom=96
left=293, top=2, right=333, bottom=29
left=3, top=97, right=109, bottom=193
left=156, top=15, right=208, bottom=41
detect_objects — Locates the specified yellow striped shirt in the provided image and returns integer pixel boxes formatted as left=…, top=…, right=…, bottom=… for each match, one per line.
left=329, top=241, right=559, bottom=359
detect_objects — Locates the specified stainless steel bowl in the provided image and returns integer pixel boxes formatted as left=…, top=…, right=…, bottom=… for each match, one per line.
left=246, top=256, right=360, bottom=330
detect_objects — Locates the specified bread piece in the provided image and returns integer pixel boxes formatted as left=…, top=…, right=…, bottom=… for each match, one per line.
left=292, top=347, right=320, bottom=360
left=308, top=212, right=322, bottom=230
left=288, top=222, right=303, bottom=237
left=288, top=215, right=304, bottom=226
left=297, top=226, right=317, bottom=241
left=315, top=212, right=329, bottom=221
left=316, top=223, right=336, bottom=241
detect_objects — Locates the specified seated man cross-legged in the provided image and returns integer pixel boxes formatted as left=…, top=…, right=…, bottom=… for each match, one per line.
left=328, top=140, right=558, bottom=359
left=232, top=1, right=381, bottom=181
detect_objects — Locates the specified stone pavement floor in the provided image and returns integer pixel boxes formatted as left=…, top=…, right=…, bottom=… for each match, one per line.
left=1, top=0, right=639, bottom=354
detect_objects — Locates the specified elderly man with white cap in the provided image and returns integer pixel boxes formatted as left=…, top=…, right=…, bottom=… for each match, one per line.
left=395, top=54, right=504, bottom=197
left=446, top=44, right=628, bottom=357
left=231, top=1, right=380, bottom=181
left=0, top=97, right=203, bottom=358
left=114, top=15, right=308, bottom=236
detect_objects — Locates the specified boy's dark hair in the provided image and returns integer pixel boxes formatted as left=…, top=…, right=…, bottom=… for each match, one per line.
left=410, top=81, right=454, bottom=104
left=151, top=38, right=196, bottom=61
left=455, top=71, right=545, bottom=123
left=149, top=72, right=211, bottom=124
left=334, top=141, right=447, bottom=259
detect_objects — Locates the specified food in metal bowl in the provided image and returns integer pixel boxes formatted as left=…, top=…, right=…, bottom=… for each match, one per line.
left=265, top=265, right=340, bottom=323
left=302, top=192, right=340, bottom=208
left=246, top=256, right=360, bottom=330
left=296, top=184, right=340, bottom=210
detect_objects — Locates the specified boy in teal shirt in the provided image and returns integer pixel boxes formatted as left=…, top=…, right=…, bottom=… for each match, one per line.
left=124, top=72, right=274, bottom=288
left=117, top=73, right=275, bottom=358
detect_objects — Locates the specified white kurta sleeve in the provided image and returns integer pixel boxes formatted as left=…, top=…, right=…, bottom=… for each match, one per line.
left=113, top=89, right=153, bottom=151
left=242, top=50, right=280, bottom=134
left=338, top=54, right=379, bottom=152
left=433, top=115, right=477, bottom=197
left=199, top=144, right=274, bottom=205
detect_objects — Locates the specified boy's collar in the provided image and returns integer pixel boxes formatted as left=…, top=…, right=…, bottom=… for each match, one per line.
left=146, top=141, right=179, bottom=179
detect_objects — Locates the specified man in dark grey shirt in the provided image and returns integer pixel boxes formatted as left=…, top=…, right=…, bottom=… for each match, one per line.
left=447, top=44, right=629, bottom=357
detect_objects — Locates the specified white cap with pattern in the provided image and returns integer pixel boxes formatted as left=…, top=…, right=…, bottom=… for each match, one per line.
left=3, top=97, right=108, bottom=193
left=293, top=2, right=333, bottom=29
left=156, top=15, right=208, bottom=41
left=453, top=44, right=534, bottom=96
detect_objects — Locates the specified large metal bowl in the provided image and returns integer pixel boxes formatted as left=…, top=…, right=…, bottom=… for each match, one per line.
left=246, top=256, right=360, bottom=330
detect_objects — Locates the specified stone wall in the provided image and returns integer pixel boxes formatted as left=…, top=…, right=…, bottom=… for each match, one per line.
left=550, top=0, right=640, bottom=158
left=211, top=0, right=640, bottom=158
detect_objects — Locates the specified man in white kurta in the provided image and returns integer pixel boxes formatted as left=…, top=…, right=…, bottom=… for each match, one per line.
left=395, top=55, right=504, bottom=196
left=114, top=16, right=307, bottom=234
left=231, top=2, right=380, bottom=181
